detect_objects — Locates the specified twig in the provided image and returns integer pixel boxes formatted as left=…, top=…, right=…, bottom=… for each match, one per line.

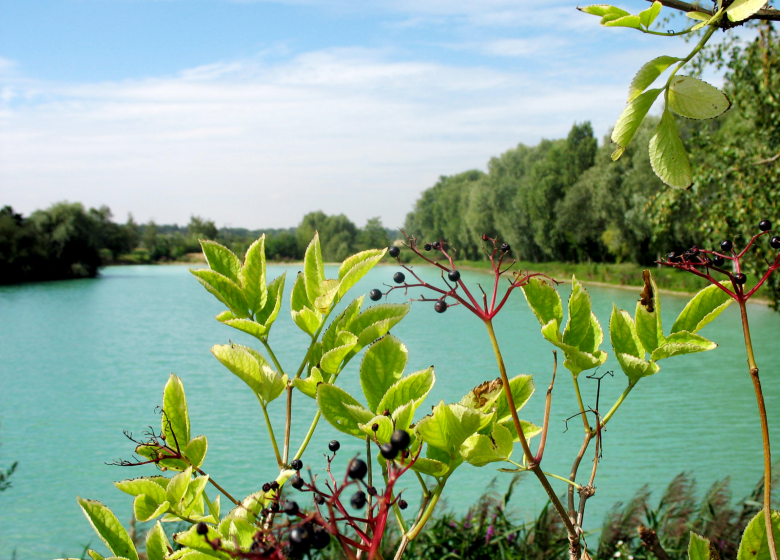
left=753, top=153, right=780, bottom=165
left=643, top=0, right=780, bottom=21
left=535, top=351, right=557, bottom=464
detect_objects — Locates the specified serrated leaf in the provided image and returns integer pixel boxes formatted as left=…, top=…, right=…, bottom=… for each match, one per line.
left=602, top=14, right=642, bottom=28
left=416, top=401, right=493, bottom=456
left=737, top=509, right=780, bottom=560
left=185, top=435, right=208, bottom=469
left=639, top=1, right=662, bottom=27
left=460, top=378, right=504, bottom=412
left=145, top=522, right=171, bottom=560
left=610, top=305, right=644, bottom=359
left=651, top=331, right=717, bottom=360
left=200, top=240, right=242, bottom=285
left=77, top=498, right=139, bottom=560
left=174, top=524, right=227, bottom=557
left=166, top=466, right=192, bottom=508
left=255, top=272, right=286, bottom=329
left=358, top=415, right=395, bottom=443
left=460, top=424, right=514, bottom=467
left=612, top=88, right=663, bottom=160
left=218, top=318, right=267, bottom=340
left=687, top=11, right=711, bottom=20
left=563, top=276, right=594, bottom=349
left=87, top=551, right=105, bottom=560
left=162, top=374, right=190, bottom=448
left=521, top=278, right=563, bottom=327
left=635, top=271, right=664, bottom=353
left=494, top=375, right=534, bottom=423
left=616, top=352, right=660, bottom=383
left=628, top=56, right=680, bottom=102
left=211, top=344, right=286, bottom=404
left=672, top=282, right=732, bottom=334
left=181, top=475, right=210, bottom=515
left=376, top=367, right=435, bottom=415
left=133, top=495, right=170, bottom=522
left=360, top=335, right=409, bottom=412
left=313, top=278, right=340, bottom=313
left=392, top=400, right=416, bottom=431
left=320, top=332, right=359, bottom=374
left=322, top=296, right=363, bottom=352
left=669, top=76, right=730, bottom=120
left=347, top=303, right=410, bottom=350
left=688, top=532, right=711, bottom=560
left=293, top=366, right=324, bottom=399
left=304, top=233, right=326, bottom=303
left=241, top=236, right=268, bottom=314
left=338, top=249, right=386, bottom=297
left=114, top=478, right=168, bottom=503
left=191, top=269, right=250, bottom=318
left=579, top=312, right=605, bottom=355
left=727, top=0, right=768, bottom=22
left=317, top=384, right=375, bottom=438
left=579, top=4, right=630, bottom=17
left=649, top=108, right=693, bottom=188
left=407, top=456, right=450, bottom=478
left=499, top=419, right=542, bottom=443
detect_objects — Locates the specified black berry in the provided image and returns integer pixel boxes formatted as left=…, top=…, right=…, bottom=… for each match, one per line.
left=433, top=241, right=441, bottom=250
left=196, top=522, right=209, bottom=536
left=371, top=423, right=379, bottom=432
left=771, top=236, right=780, bottom=249
left=434, top=300, right=447, bottom=313
left=712, top=255, right=725, bottom=267
left=424, top=243, right=432, bottom=251
left=270, top=481, right=279, bottom=490
left=289, top=526, right=311, bottom=546
left=314, top=493, right=325, bottom=505
left=291, top=459, right=303, bottom=471
left=369, top=289, right=382, bottom=301
left=760, top=219, right=772, bottom=232
left=735, top=273, right=747, bottom=285
left=380, top=443, right=398, bottom=460
left=290, top=475, right=304, bottom=490
left=270, top=501, right=280, bottom=512
left=500, top=243, right=510, bottom=253
left=283, top=500, right=299, bottom=516
left=686, top=247, right=699, bottom=257
left=262, top=483, right=271, bottom=492
left=350, top=491, right=367, bottom=509
left=312, top=528, right=331, bottom=550
left=367, top=486, right=378, bottom=496
left=721, top=240, right=733, bottom=252
left=348, top=458, right=368, bottom=480
left=390, top=430, right=411, bottom=451
left=398, top=499, right=408, bottom=510
left=448, top=270, right=460, bottom=282
left=388, top=246, right=401, bottom=258
left=667, top=252, right=681, bottom=263
left=329, top=440, right=340, bottom=452
left=393, top=272, right=405, bottom=284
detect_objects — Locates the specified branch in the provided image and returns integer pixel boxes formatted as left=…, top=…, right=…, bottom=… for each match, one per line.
left=638, top=525, right=672, bottom=560
left=644, top=0, right=780, bottom=21
left=753, top=153, right=780, bottom=165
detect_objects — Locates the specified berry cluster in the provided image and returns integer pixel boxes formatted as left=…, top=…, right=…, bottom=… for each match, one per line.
left=195, top=431, right=416, bottom=560
left=369, top=233, right=553, bottom=321
left=660, top=219, right=780, bottom=302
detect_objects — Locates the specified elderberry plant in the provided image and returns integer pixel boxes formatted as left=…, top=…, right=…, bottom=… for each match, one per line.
left=579, top=0, right=778, bottom=188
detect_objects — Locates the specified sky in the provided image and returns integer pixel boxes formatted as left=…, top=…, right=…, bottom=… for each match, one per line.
left=0, top=0, right=715, bottom=230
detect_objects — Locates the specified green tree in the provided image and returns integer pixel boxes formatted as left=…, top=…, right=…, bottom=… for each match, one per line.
left=357, top=217, right=391, bottom=252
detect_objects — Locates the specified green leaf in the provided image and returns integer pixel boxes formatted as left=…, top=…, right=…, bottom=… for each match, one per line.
left=376, top=367, right=436, bottom=415
left=320, top=332, right=359, bottom=374
left=255, top=272, right=286, bottom=329
left=578, top=5, right=630, bottom=17
left=612, top=88, right=663, bottom=160
left=313, top=278, right=340, bottom=313
left=639, top=1, right=663, bottom=27
left=494, top=375, right=534, bottom=423
left=628, top=56, right=681, bottom=102
left=133, top=495, right=170, bottom=522
left=293, top=366, right=324, bottom=399
left=114, top=477, right=168, bottom=503
left=499, top=419, right=542, bottom=443
left=635, top=272, right=664, bottom=353
left=204, top=492, right=221, bottom=522
left=174, top=524, right=228, bottom=557
left=651, top=331, right=717, bottom=360
left=649, top=108, right=693, bottom=189
left=166, top=466, right=192, bottom=508
left=360, top=335, right=409, bottom=413
left=579, top=312, right=605, bottom=355
left=218, top=318, right=267, bottom=340
left=322, top=296, right=363, bottom=352
left=241, top=236, right=268, bottom=314
left=668, top=76, right=731, bottom=120
left=610, top=305, right=644, bottom=359
left=211, top=343, right=286, bottom=404
left=77, top=498, right=139, bottom=560
left=416, top=401, right=493, bottom=456
left=521, top=278, right=563, bottom=327
left=229, top=519, right=257, bottom=549
left=688, top=532, right=711, bottom=560
left=687, top=11, right=711, bottom=21
left=460, top=379, right=504, bottom=413
left=181, top=475, right=210, bottom=515
left=359, top=415, right=395, bottom=443
left=185, top=435, right=208, bottom=469
left=672, top=282, right=732, bottom=334
left=338, top=249, right=387, bottom=298
left=162, top=374, right=190, bottom=448
left=727, top=0, right=768, bottom=22
left=347, top=303, right=410, bottom=349
left=542, top=319, right=607, bottom=377
left=737, top=509, right=780, bottom=560
left=191, top=269, right=250, bottom=318
left=392, top=400, right=416, bottom=431
left=88, top=550, right=105, bottom=560
left=460, top=424, right=514, bottom=467
left=145, top=522, right=171, bottom=560
left=602, top=14, right=642, bottom=29
left=304, top=232, right=326, bottom=303
left=407, top=455, right=450, bottom=478
left=616, top=352, right=660, bottom=383
left=563, top=276, right=594, bottom=349
left=200, top=240, right=242, bottom=285
left=317, top=384, right=375, bottom=438
left=291, top=272, right=321, bottom=336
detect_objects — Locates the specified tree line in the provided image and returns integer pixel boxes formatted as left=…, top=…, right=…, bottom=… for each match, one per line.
left=0, top=204, right=395, bottom=284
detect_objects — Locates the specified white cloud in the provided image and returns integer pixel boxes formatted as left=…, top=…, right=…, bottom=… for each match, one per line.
left=0, top=47, right=633, bottom=229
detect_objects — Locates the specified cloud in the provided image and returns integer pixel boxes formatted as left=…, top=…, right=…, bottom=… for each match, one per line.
left=0, top=47, right=631, bottom=229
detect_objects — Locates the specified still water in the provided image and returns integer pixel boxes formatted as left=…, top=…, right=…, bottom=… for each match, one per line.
left=1, top=264, right=779, bottom=558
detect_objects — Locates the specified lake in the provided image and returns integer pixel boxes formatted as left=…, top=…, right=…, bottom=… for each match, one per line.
left=1, top=263, right=778, bottom=558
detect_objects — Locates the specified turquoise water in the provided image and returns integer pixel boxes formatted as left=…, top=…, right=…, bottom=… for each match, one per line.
left=1, top=263, right=779, bottom=558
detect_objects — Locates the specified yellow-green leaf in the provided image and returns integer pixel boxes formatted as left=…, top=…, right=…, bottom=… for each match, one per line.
left=612, top=88, right=663, bottom=160
left=77, top=498, right=139, bottom=560
left=668, top=76, right=730, bottom=120
left=727, top=0, right=768, bottom=22
left=241, top=235, right=268, bottom=314
left=649, top=108, right=692, bottom=189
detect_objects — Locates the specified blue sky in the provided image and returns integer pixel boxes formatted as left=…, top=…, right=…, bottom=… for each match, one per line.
left=0, top=0, right=714, bottom=229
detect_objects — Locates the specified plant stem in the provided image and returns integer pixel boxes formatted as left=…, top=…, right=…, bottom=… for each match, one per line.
left=260, top=401, right=283, bottom=468
left=293, top=411, right=321, bottom=461
left=261, top=338, right=286, bottom=375
left=572, top=375, right=591, bottom=433
left=484, top=320, right=578, bottom=543
left=506, top=460, right=581, bottom=489
left=406, top=481, right=446, bottom=540
left=739, top=299, right=777, bottom=560
left=282, top=385, right=293, bottom=464
left=195, top=467, right=240, bottom=506
left=600, top=380, right=637, bottom=429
